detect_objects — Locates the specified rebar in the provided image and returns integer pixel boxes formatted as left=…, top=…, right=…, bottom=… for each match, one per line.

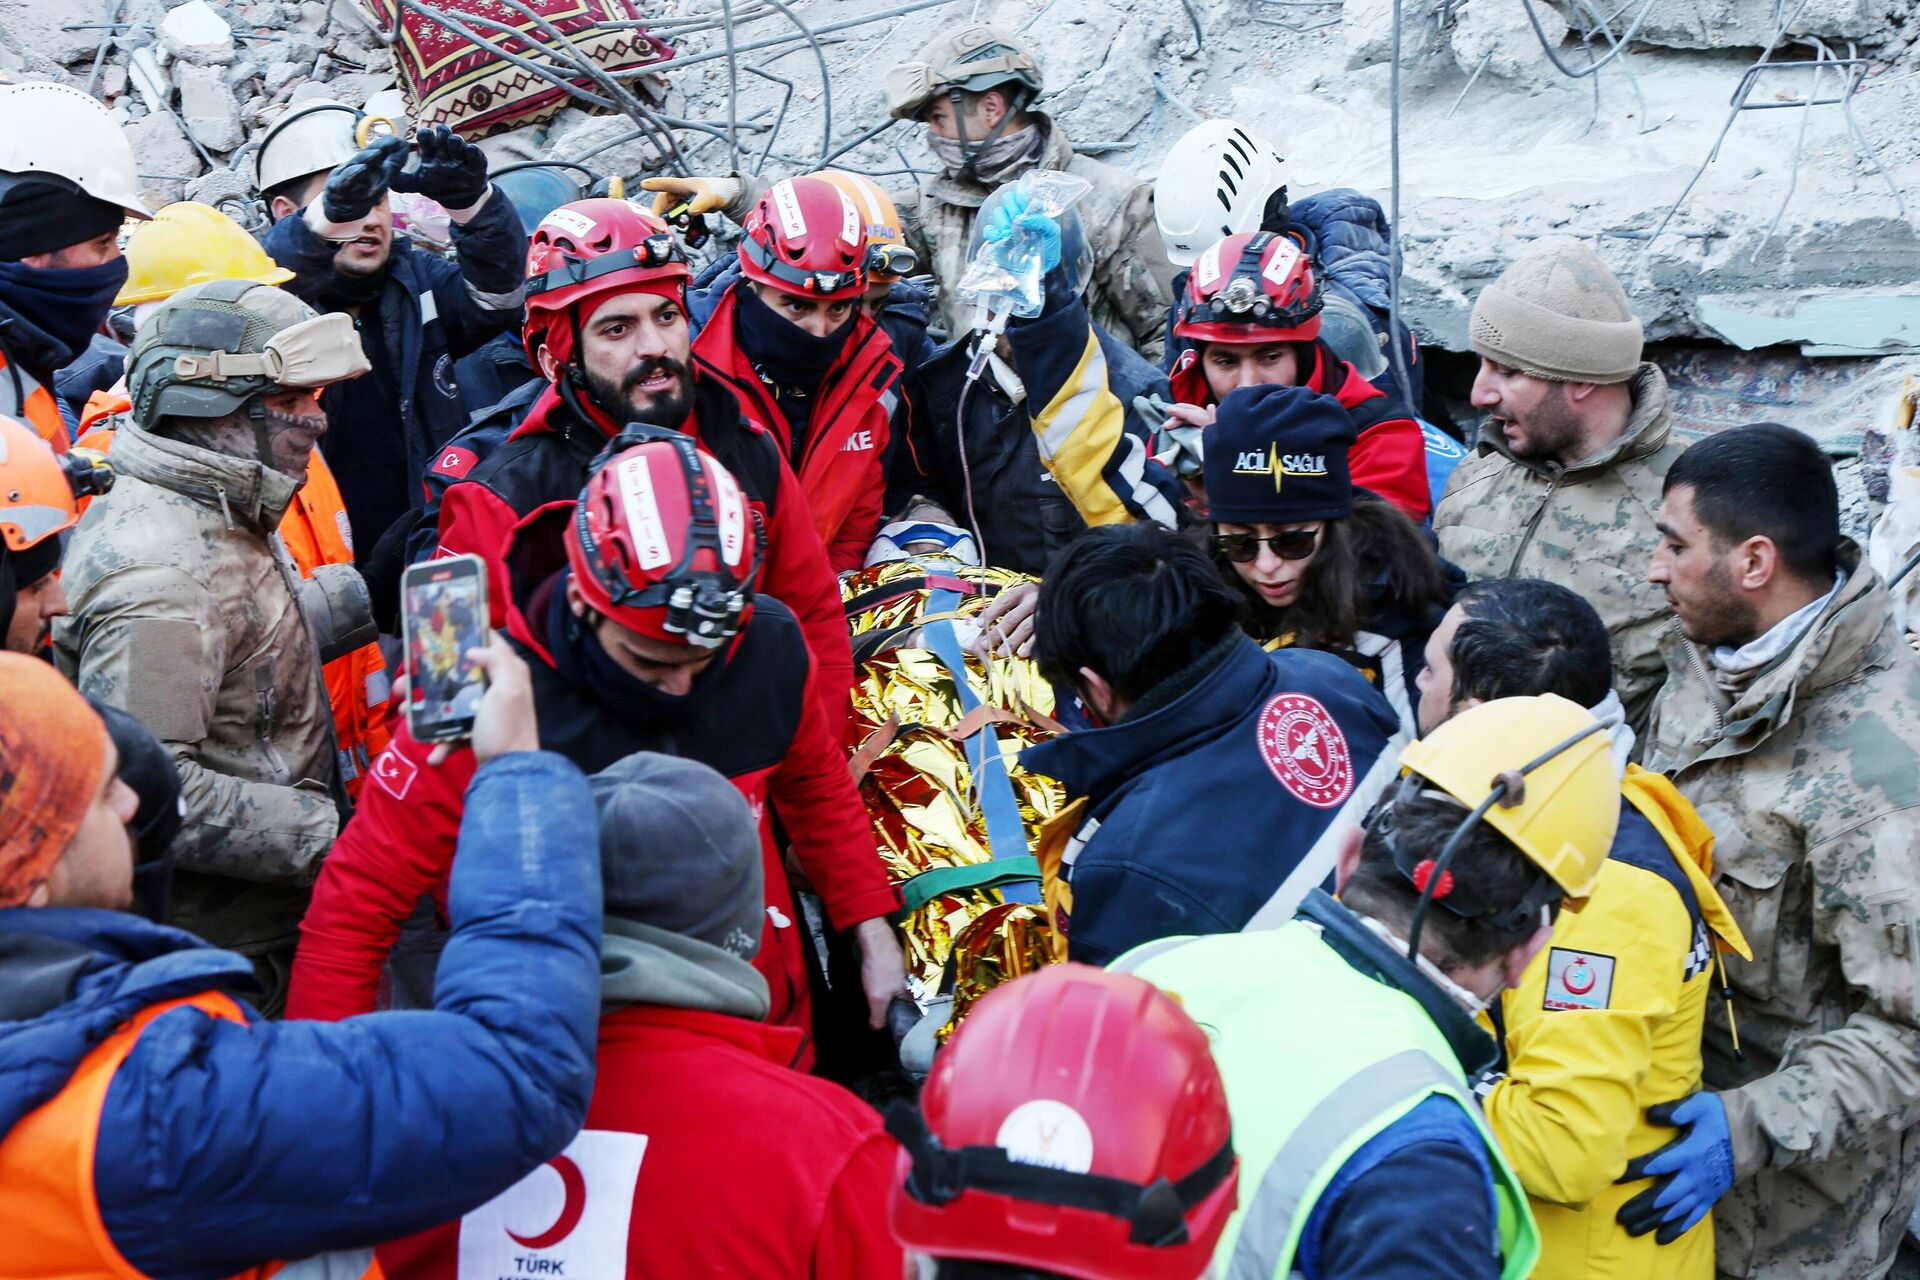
left=720, top=0, right=742, bottom=172
left=752, top=0, right=834, bottom=163
left=84, top=0, right=125, bottom=97
left=742, top=65, right=794, bottom=174
left=1387, top=0, right=1415, bottom=412
left=616, top=0, right=962, bottom=78
left=1516, top=0, right=1659, bottom=79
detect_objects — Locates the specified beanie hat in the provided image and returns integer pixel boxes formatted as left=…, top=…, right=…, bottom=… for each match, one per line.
left=590, top=752, right=764, bottom=959
left=0, top=173, right=125, bottom=262
left=0, top=653, right=109, bottom=906
left=1469, top=240, right=1643, bottom=385
left=1203, top=384, right=1357, bottom=525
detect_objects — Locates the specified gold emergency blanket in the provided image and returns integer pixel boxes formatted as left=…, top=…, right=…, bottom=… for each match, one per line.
left=842, top=562, right=1065, bottom=1020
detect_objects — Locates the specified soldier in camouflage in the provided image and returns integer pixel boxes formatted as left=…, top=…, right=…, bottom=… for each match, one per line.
left=1432, top=239, right=1682, bottom=736
left=1641, top=424, right=1920, bottom=1279
left=54, top=280, right=373, bottom=1013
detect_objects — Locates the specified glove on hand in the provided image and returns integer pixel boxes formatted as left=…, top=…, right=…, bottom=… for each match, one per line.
left=321, top=135, right=409, bottom=225
left=1616, top=1092, right=1735, bottom=1245
left=388, top=124, right=491, bottom=212
left=982, top=188, right=1062, bottom=273
left=641, top=174, right=742, bottom=218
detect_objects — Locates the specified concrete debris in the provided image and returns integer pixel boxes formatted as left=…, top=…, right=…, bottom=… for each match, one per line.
left=176, top=60, right=244, bottom=151
left=1627, top=0, right=1891, bottom=52
left=123, top=109, right=202, bottom=206
left=160, top=0, right=236, bottom=67
left=1451, top=0, right=1567, bottom=82
left=0, top=0, right=100, bottom=69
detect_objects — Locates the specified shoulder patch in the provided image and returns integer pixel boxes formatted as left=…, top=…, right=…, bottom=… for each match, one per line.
left=433, top=446, right=479, bottom=478
left=1543, top=948, right=1616, bottom=1011
left=1255, top=692, right=1355, bottom=809
left=369, top=748, right=419, bottom=801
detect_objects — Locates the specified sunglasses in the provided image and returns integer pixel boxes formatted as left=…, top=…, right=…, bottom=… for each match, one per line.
left=1211, top=529, right=1320, bottom=563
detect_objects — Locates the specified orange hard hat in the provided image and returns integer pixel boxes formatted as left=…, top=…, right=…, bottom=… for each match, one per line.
left=0, top=415, right=78, bottom=553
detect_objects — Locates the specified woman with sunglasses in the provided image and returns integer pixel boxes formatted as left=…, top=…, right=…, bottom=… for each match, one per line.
left=1204, top=383, right=1455, bottom=736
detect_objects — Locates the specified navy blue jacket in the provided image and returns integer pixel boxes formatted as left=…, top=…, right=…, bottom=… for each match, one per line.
left=1023, top=633, right=1399, bottom=965
left=454, top=328, right=537, bottom=417
left=263, top=191, right=527, bottom=499
left=0, top=752, right=601, bottom=1280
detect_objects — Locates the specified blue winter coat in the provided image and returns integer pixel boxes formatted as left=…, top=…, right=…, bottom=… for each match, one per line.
left=1022, top=633, right=1400, bottom=965
left=263, top=192, right=528, bottom=497
left=0, top=752, right=602, bottom=1280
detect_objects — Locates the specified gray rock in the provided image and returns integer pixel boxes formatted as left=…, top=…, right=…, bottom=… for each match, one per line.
left=124, top=110, right=205, bottom=204
left=160, top=0, right=235, bottom=66
left=265, top=60, right=305, bottom=95
left=0, top=0, right=99, bottom=66
left=178, top=60, right=245, bottom=151
left=295, top=1, right=329, bottom=34
left=1452, top=0, right=1568, bottom=81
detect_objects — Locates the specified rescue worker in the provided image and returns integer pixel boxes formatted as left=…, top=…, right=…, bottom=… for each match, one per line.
left=293, top=440, right=905, bottom=1055
left=0, top=644, right=603, bottom=1277
left=1433, top=238, right=1681, bottom=735
left=889, top=964, right=1241, bottom=1279
left=424, top=198, right=855, bottom=718
left=1203, top=383, right=1455, bottom=735
left=1415, top=577, right=1748, bottom=1279
left=643, top=24, right=1177, bottom=360
left=1165, top=231, right=1430, bottom=519
left=74, top=201, right=393, bottom=800
left=895, top=185, right=1181, bottom=577
left=686, top=175, right=903, bottom=570
left=1119, top=693, right=1624, bottom=1278
left=54, top=281, right=376, bottom=1013
left=1021, top=522, right=1399, bottom=965
left=256, top=100, right=527, bottom=566
left=0, top=415, right=79, bottom=653
left=815, top=168, right=939, bottom=371
left=1643, top=423, right=1920, bottom=1279
left=0, top=82, right=152, bottom=449
left=379, top=753, right=903, bottom=1276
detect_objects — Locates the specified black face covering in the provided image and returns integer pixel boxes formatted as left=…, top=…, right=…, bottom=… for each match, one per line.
left=318, top=264, right=388, bottom=310
left=544, top=569, right=728, bottom=720
left=731, top=280, right=855, bottom=393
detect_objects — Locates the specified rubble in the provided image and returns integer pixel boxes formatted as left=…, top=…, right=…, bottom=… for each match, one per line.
left=160, top=0, right=236, bottom=66
left=177, top=61, right=244, bottom=151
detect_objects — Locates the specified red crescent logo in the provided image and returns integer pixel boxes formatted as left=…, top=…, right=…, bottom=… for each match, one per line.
left=1563, top=959, right=1596, bottom=996
left=507, top=1154, right=587, bottom=1250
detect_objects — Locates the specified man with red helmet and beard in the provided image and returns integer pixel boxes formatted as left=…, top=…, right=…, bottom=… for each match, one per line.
left=425, top=199, right=854, bottom=715
left=689, top=175, right=903, bottom=572
left=1166, top=231, right=1429, bottom=520
left=292, top=439, right=905, bottom=1061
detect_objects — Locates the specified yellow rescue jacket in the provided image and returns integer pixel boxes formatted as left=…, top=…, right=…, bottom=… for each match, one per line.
left=1481, top=765, right=1749, bottom=1280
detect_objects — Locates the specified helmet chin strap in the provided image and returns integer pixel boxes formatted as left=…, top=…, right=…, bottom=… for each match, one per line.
left=951, top=85, right=1033, bottom=183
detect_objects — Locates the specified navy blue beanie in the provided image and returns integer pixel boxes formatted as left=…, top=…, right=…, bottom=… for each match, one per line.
left=1203, top=383, right=1357, bottom=524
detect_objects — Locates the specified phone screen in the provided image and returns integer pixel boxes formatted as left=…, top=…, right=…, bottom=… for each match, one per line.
left=401, top=555, right=488, bottom=742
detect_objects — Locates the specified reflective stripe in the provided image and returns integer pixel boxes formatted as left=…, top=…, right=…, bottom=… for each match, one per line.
left=1241, top=735, right=1406, bottom=931
left=465, top=281, right=527, bottom=312
left=275, top=1245, right=381, bottom=1278
left=417, top=290, right=439, bottom=325
left=1225, top=1048, right=1456, bottom=1280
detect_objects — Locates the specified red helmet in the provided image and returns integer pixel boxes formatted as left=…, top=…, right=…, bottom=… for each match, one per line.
left=565, top=434, right=761, bottom=650
left=1174, top=230, right=1324, bottom=345
left=889, top=964, right=1239, bottom=1280
left=524, top=199, right=690, bottom=367
left=737, top=176, right=868, bottom=302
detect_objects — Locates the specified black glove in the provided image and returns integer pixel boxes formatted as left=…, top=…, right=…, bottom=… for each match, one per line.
left=320, top=135, right=408, bottom=224
left=389, top=123, right=490, bottom=211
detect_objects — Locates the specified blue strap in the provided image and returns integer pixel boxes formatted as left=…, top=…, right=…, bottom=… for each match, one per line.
left=918, top=615, right=1041, bottom=905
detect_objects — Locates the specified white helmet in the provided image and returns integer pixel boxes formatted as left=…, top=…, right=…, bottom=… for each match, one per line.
left=1154, top=119, right=1285, bottom=268
left=254, top=99, right=362, bottom=195
left=0, top=83, right=152, bottom=219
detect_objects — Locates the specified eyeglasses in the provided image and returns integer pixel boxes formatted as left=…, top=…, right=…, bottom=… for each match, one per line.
left=1210, top=528, right=1320, bottom=563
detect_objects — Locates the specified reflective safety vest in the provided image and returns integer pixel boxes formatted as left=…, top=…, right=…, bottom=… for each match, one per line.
left=0, top=990, right=383, bottom=1279
left=77, top=392, right=392, bottom=799
left=1119, top=924, right=1540, bottom=1280
left=1, top=341, right=69, bottom=452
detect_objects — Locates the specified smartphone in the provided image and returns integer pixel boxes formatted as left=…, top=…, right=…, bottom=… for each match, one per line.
left=400, top=555, right=489, bottom=742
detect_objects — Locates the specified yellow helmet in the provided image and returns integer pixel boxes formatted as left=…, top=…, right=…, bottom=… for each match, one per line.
left=116, top=202, right=294, bottom=307
left=815, top=170, right=918, bottom=281
left=1397, top=693, right=1618, bottom=899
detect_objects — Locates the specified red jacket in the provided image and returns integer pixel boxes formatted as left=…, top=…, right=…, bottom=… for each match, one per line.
left=288, top=515, right=897, bottom=1045
left=693, top=286, right=902, bottom=571
left=1171, top=339, right=1431, bottom=520
left=376, top=1005, right=903, bottom=1279
left=429, top=370, right=856, bottom=718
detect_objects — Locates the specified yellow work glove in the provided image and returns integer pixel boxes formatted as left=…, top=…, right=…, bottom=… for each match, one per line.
left=640, top=174, right=742, bottom=219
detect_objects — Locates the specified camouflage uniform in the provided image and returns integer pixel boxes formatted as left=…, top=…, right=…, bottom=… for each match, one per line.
left=1433, top=362, right=1682, bottom=735
left=54, top=420, right=341, bottom=998
left=1644, top=545, right=1920, bottom=1280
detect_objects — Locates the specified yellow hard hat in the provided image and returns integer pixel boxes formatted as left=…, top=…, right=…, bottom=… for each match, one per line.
left=117, top=202, right=295, bottom=306
left=1397, top=693, right=1618, bottom=899
left=815, top=170, right=917, bottom=280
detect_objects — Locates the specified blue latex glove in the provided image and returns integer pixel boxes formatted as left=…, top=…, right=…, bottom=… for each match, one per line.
left=981, top=188, right=1062, bottom=273
left=1615, top=1093, right=1734, bottom=1244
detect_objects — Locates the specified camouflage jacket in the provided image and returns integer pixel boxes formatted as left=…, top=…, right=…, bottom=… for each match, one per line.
left=53, top=423, right=341, bottom=953
left=1433, top=363, right=1683, bottom=735
left=1644, top=546, right=1920, bottom=1279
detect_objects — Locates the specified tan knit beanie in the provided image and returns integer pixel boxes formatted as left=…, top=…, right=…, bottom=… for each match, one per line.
left=1469, top=240, right=1644, bottom=384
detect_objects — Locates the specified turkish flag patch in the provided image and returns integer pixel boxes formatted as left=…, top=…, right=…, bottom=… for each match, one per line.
left=433, top=446, right=479, bottom=478
left=369, top=748, right=419, bottom=801
left=1543, top=948, right=1616, bottom=1011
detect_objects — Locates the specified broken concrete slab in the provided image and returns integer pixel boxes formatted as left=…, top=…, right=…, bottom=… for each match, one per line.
left=177, top=60, right=244, bottom=151
left=1695, top=288, right=1920, bottom=356
left=161, top=0, right=236, bottom=66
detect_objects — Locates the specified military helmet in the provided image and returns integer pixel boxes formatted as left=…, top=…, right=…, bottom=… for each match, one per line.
left=127, top=280, right=370, bottom=428
left=885, top=24, right=1043, bottom=121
